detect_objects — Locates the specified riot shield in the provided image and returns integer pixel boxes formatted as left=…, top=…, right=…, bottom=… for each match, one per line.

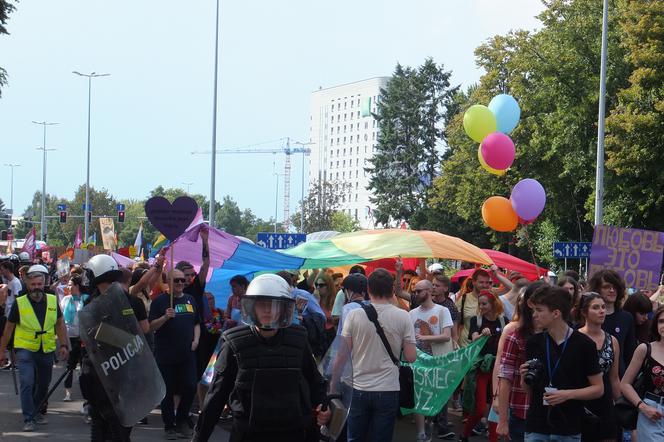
left=317, top=335, right=353, bottom=442
left=79, top=283, right=166, bottom=426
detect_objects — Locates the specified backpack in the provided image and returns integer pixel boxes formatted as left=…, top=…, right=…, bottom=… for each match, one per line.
left=301, top=313, right=327, bottom=358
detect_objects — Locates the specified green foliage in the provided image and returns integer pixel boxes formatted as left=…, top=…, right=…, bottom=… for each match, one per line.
left=330, top=211, right=360, bottom=233
left=292, top=179, right=350, bottom=234
left=604, top=0, right=664, bottom=229
left=368, top=58, right=458, bottom=227
left=0, top=0, right=16, bottom=97
left=426, top=0, right=648, bottom=266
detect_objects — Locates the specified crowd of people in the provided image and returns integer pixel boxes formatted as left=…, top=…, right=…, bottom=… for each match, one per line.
left=1, top=243, right=664, bottom=442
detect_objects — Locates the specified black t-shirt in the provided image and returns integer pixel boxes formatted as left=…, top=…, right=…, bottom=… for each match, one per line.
left=149, top=293, right=199, bottom=365
left=525, top=329, right=601, bottom=435
left=184, top=277, right=207, bottom=323
left=602, top=309, right=636, bottom=375
left=126, top=293, right=148, bottom=322
left=468, top=315, right=506, bottom=357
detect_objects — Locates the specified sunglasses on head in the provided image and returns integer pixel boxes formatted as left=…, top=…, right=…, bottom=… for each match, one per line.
left=173, top=278, right=187, bottom=283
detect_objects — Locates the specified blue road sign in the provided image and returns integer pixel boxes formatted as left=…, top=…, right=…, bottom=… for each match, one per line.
left=256, top=232, right=306, bottom=250
left=553, top=241, right=592, bottom=259
left=116, top=203, right=126, bottom=211
left=57, top=204, right=67, bottom=211
left=81, top=203, right=92, bottom=211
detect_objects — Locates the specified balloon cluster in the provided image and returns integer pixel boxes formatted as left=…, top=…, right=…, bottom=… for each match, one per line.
left=463, top=94, right=546, bottom=232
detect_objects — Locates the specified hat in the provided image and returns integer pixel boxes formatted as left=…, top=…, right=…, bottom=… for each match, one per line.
left=342, top=273, right=367, bottom=294
left=428, top=263, right=444, bottom=274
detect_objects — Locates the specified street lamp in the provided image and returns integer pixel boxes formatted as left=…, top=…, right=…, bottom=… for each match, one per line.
left=182, top=182, right=194, bottom=194
left=73, top=71, right=110, bottom=241
left=209, top=0, right=221, bottom=227
left=32, top=121, right=58, bottom=241
left=3, top=163, right=20, bottom=217
left=594, top=0, right=609, bottom=226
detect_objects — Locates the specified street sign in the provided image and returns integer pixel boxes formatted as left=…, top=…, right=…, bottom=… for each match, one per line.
left=256, top=232, right=306, bottom=250
left=553, top=241, right=592, bottom=259
left=116, top=203, right=126, bottom=211
left=57, top=204, right=67, bottom=211
left=82, top=203, right=92, bottom=211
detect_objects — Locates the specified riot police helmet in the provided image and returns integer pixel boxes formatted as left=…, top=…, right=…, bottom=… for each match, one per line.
left=241, top=273, right=295, bottom=330
left=27, top=264, right=49, bottom=277
left=85, top=254, right=122, bottom=286
left=18, top=252, right=30, bottom=261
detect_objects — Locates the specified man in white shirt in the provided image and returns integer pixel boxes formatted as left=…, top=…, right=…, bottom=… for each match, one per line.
left=410, top=280, right=454, bottom=441
left=1, top=261, right=23, bottom=319
left=341, top=268, right=417, bottom=442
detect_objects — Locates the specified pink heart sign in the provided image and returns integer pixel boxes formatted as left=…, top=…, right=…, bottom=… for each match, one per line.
left=144, top=196, right=199, bottom=241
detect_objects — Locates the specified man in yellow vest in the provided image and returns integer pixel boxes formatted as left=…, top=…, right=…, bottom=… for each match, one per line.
left=0, top=264, right=69, bottom=432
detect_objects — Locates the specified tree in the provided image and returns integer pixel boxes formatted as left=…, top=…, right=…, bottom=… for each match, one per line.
left=367, top=58, right=458, bottom=227
left=604, top=0, right=664, bottom=230
left=292, top=179, right=350, bottom=233
left=0, top=0, right=16, bottom=97
left=428, top=0, right=632, bottom=262
left=330, top=211, right=360, bottom=233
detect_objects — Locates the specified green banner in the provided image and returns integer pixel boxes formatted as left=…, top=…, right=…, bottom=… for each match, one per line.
left=401, top=336, right=487, bottom=416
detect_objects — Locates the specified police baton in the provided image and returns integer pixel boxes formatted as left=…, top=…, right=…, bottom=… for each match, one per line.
left=10, top=349, right=18, bottom=395
left=31, top=367, right=74, bottom=422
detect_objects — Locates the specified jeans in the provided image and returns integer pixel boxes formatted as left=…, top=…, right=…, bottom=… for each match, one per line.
left=158, top=357, right=197, bottom=429
left=16, top=349, right=53, bottom=422
left=346, top=389, right=399, bottom=442
left=637, top=398, right=664, bottom=442
left=525, top=433, right=581, bottom=441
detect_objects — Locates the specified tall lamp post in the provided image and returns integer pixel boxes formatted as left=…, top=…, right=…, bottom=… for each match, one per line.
left=32, top=121, right=58, bottom=241
left=594, top=0, right=609, bottom=226
left=182, top=182, right=194, bottom=194
left=209, top=0, right=221, bottom=227
left=73, top=71, right=110, bottom=241
left=3, top=163, right=20, bottom=218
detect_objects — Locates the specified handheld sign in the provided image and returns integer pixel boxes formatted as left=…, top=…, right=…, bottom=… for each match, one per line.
left=589, top=225, right=664, bottom=291
left=145, top=196, right=200, bottom=307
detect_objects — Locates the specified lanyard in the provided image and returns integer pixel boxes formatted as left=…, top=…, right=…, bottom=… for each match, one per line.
left=545, top=327, right=571, bottom=387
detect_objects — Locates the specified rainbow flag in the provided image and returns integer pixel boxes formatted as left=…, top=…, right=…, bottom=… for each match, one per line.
left=150, top=234, right=170, bottom=257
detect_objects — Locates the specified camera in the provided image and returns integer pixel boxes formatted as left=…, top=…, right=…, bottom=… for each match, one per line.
left=523, top=358, right=543, bottom=386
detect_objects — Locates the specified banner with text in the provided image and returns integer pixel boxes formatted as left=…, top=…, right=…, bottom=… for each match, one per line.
left=401, top=336, right=487, bottom=416
left=589, top=225, right=664, bottom=290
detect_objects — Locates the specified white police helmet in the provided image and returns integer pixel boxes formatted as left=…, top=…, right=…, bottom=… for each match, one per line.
left=85, top=254, right=121, bottom=285
left=18, top=252, right=30, bottom=261
left=27, top=264, right=49, bottom=277
left=240, top=274, right=295, bottom=330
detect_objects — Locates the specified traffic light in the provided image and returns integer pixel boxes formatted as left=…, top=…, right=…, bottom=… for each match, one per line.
left=87, top=212, right=92, bottom=223
left=117, top=211, right=125, bottom=223
left=59, top=211, right=67, bottom=223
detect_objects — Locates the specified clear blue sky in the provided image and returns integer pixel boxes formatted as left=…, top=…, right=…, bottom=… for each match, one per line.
left=0, top=0, right=543, bottom=225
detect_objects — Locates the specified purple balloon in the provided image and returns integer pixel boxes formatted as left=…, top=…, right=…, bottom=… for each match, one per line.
left=145, top=196, right=199, bottom=241
left=510, top=179, right=546, bottom=222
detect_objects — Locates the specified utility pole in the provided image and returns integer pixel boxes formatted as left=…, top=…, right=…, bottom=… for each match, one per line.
left=32, top=121, right=58, bottom=241
left=209, top=0, right=221, bottom=227
left=594, top=0, right=609, bottom=226
left=3, top=163, right=20, bottom=217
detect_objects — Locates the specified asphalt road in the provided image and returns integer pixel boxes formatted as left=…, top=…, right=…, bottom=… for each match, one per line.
left=0, top=364, right=469, bottom=441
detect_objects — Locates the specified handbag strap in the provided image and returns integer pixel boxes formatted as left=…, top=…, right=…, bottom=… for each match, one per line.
left=361, top=304, right=400, bottom=366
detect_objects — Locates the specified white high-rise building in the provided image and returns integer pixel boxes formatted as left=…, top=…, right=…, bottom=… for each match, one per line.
left=307, top=77, right=389, bottom=229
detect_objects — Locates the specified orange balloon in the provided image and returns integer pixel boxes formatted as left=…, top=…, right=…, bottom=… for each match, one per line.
left=481, top=196, right=519, bottom=232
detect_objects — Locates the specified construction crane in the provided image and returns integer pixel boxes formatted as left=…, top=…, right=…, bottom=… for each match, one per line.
left=192, top=137, right=311, bottom=231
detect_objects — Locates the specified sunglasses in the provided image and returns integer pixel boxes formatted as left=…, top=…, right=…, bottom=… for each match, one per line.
left=315, top=283, right=327, bottom=288
left=173, top=278, right=187, bottom=283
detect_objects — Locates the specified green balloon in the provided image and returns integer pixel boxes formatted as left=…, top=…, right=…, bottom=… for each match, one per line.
left=463, top=105, right=497, bottom=143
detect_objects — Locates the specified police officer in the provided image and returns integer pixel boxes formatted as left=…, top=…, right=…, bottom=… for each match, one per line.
left=0, top=264, right=69, bottom=432
left=193, top=273, right=327, bottom=442
left=79, top=255, right=148, bottom=442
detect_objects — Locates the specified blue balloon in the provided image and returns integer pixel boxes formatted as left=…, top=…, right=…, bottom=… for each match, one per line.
left=488, top=94, right=521, bottom=134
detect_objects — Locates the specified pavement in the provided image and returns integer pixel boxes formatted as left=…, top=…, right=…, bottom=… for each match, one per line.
left=0, top=364, right=470, bottom=442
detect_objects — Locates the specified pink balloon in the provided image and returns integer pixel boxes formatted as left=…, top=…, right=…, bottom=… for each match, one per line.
left=480, top=132, right=515, bottom=170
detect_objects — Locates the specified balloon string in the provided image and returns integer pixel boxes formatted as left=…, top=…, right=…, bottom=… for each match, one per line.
left=522, top=224, right=543, bottom=278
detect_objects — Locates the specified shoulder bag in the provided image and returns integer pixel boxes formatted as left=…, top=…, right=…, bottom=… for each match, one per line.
left=361, top=304, right=415, bottom=408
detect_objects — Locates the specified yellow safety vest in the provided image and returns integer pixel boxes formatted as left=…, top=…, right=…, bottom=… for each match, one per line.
left=14, top=294, right=58, bottom=353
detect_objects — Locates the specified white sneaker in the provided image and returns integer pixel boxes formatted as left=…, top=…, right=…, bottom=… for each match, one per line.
left=415, top=434, right=431, bottom=442
left=23, top=421, right=36, bottom=432
left=63, top=391, right=71, bottom=402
